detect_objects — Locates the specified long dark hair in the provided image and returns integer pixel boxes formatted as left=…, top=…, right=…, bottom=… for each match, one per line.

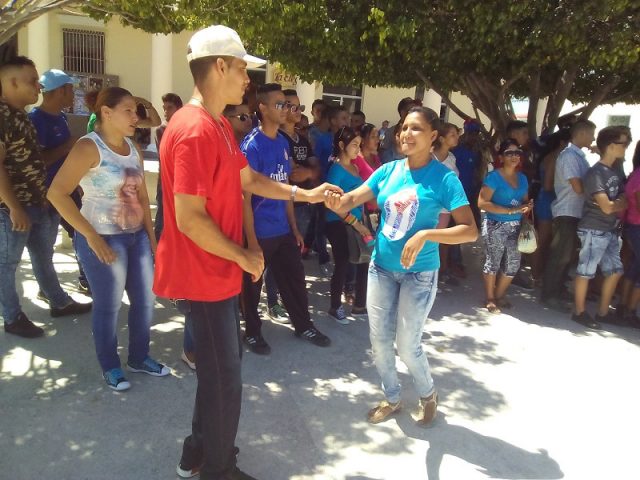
left=332, top=126, right=359, bottom=157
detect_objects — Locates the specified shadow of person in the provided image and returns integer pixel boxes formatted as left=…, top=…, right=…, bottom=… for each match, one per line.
left=399, top=415, right=564, bottom=480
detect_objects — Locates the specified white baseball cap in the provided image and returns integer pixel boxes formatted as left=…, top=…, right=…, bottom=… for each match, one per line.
left=187, top=25, right=266, bottom=68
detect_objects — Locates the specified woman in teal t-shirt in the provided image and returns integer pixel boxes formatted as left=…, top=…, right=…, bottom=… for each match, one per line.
left=478, top=139, right=532, bottom=313
left=325, top=127, right=370, bottom=323
left=325, top=107, right=477, bottom=426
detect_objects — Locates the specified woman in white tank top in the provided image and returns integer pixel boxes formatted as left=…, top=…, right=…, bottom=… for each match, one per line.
left=48, top=87, right=170, bottom=391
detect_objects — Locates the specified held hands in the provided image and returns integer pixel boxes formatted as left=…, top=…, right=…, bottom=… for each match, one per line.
left=324, top=189, right=343, bottom=212
left=87, top=233, right=117, bottom=265
left=239, top=247, right=264, bottom=282
left=9, top=206, right=30, bottom=232
left=305, top=183, right=343, bottom=204
left=401, top=230, right=429, bottom=269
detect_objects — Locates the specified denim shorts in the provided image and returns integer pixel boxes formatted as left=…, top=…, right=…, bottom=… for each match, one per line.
left=576, top=228, right=623, bottom=279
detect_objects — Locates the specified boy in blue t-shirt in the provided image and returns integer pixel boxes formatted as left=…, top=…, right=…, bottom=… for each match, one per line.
left=29, top=69, right=89, bottom=293
left=239, top=83, right=330, bottom=355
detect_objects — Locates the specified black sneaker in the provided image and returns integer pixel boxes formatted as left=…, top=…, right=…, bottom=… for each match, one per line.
left=571, top=311, right=602, bottom=330
left=296, top=326, right=331, bottom=347
left=243, top=334, right=271, bottom=355
left=4, top=312, right=44, bottom=338
left=50, top=299, right=92, bottom=318
left=224, top=466, right=258, bottom=480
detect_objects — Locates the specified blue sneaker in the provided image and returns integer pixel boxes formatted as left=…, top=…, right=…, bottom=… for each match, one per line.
left=127, top=357, right=171, bottom=377
left=103, top=368, right=131, bottom=391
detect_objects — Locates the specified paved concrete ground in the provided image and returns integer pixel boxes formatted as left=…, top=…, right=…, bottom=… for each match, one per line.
left=2, top=238, right=640, bottom=480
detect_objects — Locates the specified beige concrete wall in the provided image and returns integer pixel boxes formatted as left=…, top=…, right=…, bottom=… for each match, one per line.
left=170, top=30, right=197, bottom=104
left=361, top=85, right=416, bottom=129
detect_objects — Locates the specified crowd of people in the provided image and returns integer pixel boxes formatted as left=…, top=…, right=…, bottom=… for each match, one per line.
left=1, top=23, right=638, bottom=480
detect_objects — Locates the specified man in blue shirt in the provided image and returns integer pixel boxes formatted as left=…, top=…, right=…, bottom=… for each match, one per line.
left=310, top=105, right=350, bottom=275
left=29, top=69, right=90, bottom=294
left=239, top=83, right=330, bottom=355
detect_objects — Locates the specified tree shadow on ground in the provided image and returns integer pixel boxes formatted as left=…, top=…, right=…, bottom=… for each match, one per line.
left=399, top=416, right=564, bottom=480
left=1, top=246, right=525, bottom=480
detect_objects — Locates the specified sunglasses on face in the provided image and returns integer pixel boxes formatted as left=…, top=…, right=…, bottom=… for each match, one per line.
left=274, top=101, right=287, bottom=110
left=503, top=150, right=523, bottom=157
left=229, top=113, right=251, bottom=122
left=285, top=102, right=306, bottom=113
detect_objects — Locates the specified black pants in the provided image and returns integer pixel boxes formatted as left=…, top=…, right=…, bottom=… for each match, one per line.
left=541, top=216, right=580, bottom=300
left=178, top=297, right=242, bottom=480
left=325, top=221, right=368, bottom=309
left=240, top=233, right=313, bottom=337
left=304, top=204, right=331, bottom=264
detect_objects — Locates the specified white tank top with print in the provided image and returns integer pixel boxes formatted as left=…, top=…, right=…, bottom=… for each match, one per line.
left=79, top=132, right=145, bottom=235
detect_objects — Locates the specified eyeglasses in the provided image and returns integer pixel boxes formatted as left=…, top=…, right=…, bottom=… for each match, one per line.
left=503, top=150, right=523, bottom=157
left=285, top=102, right=306, bottom=113
left=274, top=101, right=287, bottom=110
left=228, top=113, right=251, bottom=122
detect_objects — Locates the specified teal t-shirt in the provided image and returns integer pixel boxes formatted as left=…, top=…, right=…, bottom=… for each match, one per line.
left=365, top=158, right=469, bottom=272
left=483, top=170, right=528, bottom=222
left=326, top=163, right=364, bottom=223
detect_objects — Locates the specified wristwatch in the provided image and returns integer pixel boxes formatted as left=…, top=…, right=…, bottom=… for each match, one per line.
left=290, top=185, right=298, bottom=201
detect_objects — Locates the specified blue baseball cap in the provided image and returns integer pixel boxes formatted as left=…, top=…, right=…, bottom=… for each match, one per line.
left=39, top=69, right=77, bottom=93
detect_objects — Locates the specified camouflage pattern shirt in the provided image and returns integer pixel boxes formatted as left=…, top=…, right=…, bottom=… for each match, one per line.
left=0, top=100, right=47, bottom=207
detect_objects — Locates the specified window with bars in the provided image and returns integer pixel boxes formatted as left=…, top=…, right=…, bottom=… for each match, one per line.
left=63, top=28, right=105, bottom=75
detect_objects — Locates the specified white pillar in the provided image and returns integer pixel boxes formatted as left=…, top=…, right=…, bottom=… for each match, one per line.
left=150, top=34, right=173, bottom=111
left=423, top=89, right=442, bottom=113
left=296, top=81, right=317, bottom=113
left=27, top=13, right=50, bottom=74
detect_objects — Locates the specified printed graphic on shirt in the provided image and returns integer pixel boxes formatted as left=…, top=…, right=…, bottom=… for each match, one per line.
left=81, top=160, right=144, bottom=234
left=270, top=151, right=289, bottom=182
left=382, top=187, right=419, bottom=241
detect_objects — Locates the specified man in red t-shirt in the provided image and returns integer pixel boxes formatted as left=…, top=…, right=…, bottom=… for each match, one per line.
left=154, top=26, right=341, bottom=480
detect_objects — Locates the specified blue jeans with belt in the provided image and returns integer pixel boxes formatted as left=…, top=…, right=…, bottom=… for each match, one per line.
left=75, top=229, right=155, bottom=372
left=367, top=263, right=438, bottom=403
left=0, top=205, right=72, bottom=324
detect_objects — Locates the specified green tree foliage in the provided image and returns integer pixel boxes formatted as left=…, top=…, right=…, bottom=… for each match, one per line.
left=3, top=0, right=638, bottom=136
left=220, top=0, right=639, bottom=136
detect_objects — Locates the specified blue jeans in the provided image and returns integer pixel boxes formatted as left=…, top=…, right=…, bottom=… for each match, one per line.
left=576, top=228, right=622, bottom=279
left=367, top=263, right=438, bottom=403
left=0, top=205, right=72, bottom=323
left=76, top=230, right=155, bottom=372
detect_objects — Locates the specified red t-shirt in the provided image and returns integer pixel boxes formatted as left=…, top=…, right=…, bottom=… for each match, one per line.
left=153, top=105, right=248, bottom=301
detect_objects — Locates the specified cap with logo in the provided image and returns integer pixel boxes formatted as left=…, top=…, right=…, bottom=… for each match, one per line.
left=39, top=69, right=77, bottom=93
left=187, top=25, right=266, bottom=68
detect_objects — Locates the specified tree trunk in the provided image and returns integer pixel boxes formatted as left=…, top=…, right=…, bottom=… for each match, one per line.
left=578, top=76, right=622, bottom=120
left=527, top=71, right=541, bottom=138
left=543, top=66, right=579, bottom=133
